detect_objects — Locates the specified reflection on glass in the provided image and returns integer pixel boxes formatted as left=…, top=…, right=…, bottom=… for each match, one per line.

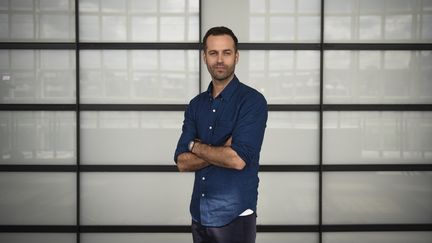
left=0, top=1, right=75, bottom=42
left=323, top=232, right=432, bottom=243
left=261, top=112, right=319, bottom=165
left=79, top=0, right=198, bottom=42
left=0, top=172, right=76, bottom=225
left=203, top=0, right=321, bottom=43
left=323, top=172, right=432, bottom=224
left=325, top=0, right=432, bottom=43
left=80, top=173, right=193, bottom=225
left=81, top=233, right=191, bottom=243
left=324, top=51, right=432, bottom=104
left=323, top=112, right=432, bottom=164
left=80, top=50, right=199, bottom=104
left=80, top=111, right=183, bottom=165
left=0, top=111, right=76, bottom=164
left=258, top=172, right=318, bottom=224
left=0, top=234, right=76, bottom=243
left=0, top=50, right=76, bottom=104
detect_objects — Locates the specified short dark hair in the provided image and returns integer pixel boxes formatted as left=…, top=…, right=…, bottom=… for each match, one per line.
left=202, top=26, right=238, bottom=52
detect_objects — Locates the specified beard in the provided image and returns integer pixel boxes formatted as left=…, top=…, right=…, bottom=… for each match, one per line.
left=207, top=63, right=235, bottom=82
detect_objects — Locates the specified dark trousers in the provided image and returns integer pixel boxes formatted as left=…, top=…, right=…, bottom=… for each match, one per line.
left=191, top=214, right=256, bottom=243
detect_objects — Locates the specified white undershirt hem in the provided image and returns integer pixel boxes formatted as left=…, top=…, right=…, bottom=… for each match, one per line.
left=239, top=209, right=254, bottom=216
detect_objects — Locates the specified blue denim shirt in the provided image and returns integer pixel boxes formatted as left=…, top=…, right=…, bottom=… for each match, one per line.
left=174, top=76, right=268, bottom=227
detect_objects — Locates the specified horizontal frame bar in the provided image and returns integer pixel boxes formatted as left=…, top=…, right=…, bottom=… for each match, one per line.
left=0, top=43, right=76, bottom=49
left=1, top=164, right=431, bottom=172
left=80, top=104, right=187, bottom=111
left=1, top=104, right=431, bottom=112
left=1, top=43, right=431, bottom=51
left=1, top=224, right=430, bottom=233
left=323, top=104, right=432, bottom=111
left=79, top=43, right=200, bottom=50
left=0, top=104, right=76, bottom=111
left=324, top=43, right=432, bottom=51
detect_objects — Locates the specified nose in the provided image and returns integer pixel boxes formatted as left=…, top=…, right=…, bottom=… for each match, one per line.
left=217, top=53, right=223, bottom=63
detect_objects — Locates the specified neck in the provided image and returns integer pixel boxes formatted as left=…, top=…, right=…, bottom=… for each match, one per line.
left=212, top=75, right=234, bottom=98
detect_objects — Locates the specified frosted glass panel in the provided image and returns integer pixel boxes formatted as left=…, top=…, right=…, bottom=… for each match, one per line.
left=0, top=0, right=75, bottom=42
left=80, top=111, right=183, bottom=165
left=202, top=0, right=321, bottom=42
left=0, top=233, right=76, bottom=243
left=79, top=0, right=198, bottom=42
left=201, top=51, right=320, bottom=104
left=325, top=0, right=432, bottom=43
left=324, top=112, right=432, bottom=164
left=0, top=111, right=76, bottom=165
left=323, top=232, right=432, bottom=243
left=258, top=172, right=318, bottom=224
left=82, top=233, right=318, bottom=243
left=0, top=172, right=76, bottom=225
left=80, top=173, right=193, bottom=225
left=81, top=233, right=191, bottom=243
left=0, top=50, right=76, bottom=104
left=80, top=50, right=199, bottom=104
left=261, top=112, right=319, bottom=165
left=323, top=172, right=432, bottom=224
left=257, top=233, right=318, bottom=243
left=324, top=51, right=432, bottom=104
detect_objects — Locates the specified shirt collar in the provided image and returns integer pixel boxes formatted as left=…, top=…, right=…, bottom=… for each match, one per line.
left=206, top=75, right=239, bottom=102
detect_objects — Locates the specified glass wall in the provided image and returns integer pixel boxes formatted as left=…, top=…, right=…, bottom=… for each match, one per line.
left=0, top=0, right=431, bottom=243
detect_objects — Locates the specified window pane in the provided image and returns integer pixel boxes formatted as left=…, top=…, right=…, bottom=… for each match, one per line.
left=0, top=50, right=76, bottom=104
left=323, top=112, right=432, bottom=164
left=258, top=172, right=318, bottom=224
left=261, top=112, right=319, bottom=165
left=202, top=0, right=321, bottom=42
left=0, top=234, right=76, bottom=243
left=201, top=51, right=320, bottom=104
left=325, top=0, right=432, bottom=43
left=80, top=50, right=199, bottom=104
left=80, top=173, right=193, bottom=225
left=80, top=111, right=183, bottom=165
left=0, top=0, right=75, bottom=42
left=79, top=0, right=198, bottom=42
left=323, top=172, right=432, bottom=224
left=324, top=51, right=432, bottom=104
left=0, top=172, right=76, bottom=225
left=81, top=233, right=191, bottom=243
left=323, top=232, right=432, bottom=243
left=0, top=111, right=76, bottom=165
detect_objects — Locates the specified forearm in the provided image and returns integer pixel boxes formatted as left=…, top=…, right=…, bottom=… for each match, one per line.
left=176, top=152, right=210, bottom=172
left=192, top=142, right=245, bottom=170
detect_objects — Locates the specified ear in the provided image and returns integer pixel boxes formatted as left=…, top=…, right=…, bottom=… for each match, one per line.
left=235, top=51, right=239, bottom=64
left=202, top=50, right=207, bottom=63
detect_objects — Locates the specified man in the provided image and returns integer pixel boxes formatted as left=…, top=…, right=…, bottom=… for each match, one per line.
left=174, top=26, right=268, bottom=243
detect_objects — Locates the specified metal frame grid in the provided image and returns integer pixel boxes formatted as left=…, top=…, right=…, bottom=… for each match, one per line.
left=0, top=0, right=431, bottom=242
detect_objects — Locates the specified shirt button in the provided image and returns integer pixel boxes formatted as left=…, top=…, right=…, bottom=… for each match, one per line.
left=212, top=109, right=216, bottom=112
left=209, top=126, right=212, bottom=130
left=202, top=177, right=206, bottom=181
left=202, top=193, right=205, bottom=197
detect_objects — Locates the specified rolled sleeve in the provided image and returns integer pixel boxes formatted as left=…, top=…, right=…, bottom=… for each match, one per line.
left=174, top=103, right=197, bottom=163
left=231, top=93, right=268, bottom=165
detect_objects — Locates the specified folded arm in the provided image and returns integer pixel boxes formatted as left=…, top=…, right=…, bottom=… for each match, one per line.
left=176, top=137, right=245, bottom=172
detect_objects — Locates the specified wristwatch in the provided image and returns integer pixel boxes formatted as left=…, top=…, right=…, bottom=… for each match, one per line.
left=188, top=140, right=195, bottom=152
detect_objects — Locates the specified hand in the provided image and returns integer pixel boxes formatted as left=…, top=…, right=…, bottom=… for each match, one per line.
left=224, top=136, right=233, bottom=146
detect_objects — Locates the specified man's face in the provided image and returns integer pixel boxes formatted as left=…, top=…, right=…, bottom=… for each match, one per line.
left=203, top=34, right=239, bottom=83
